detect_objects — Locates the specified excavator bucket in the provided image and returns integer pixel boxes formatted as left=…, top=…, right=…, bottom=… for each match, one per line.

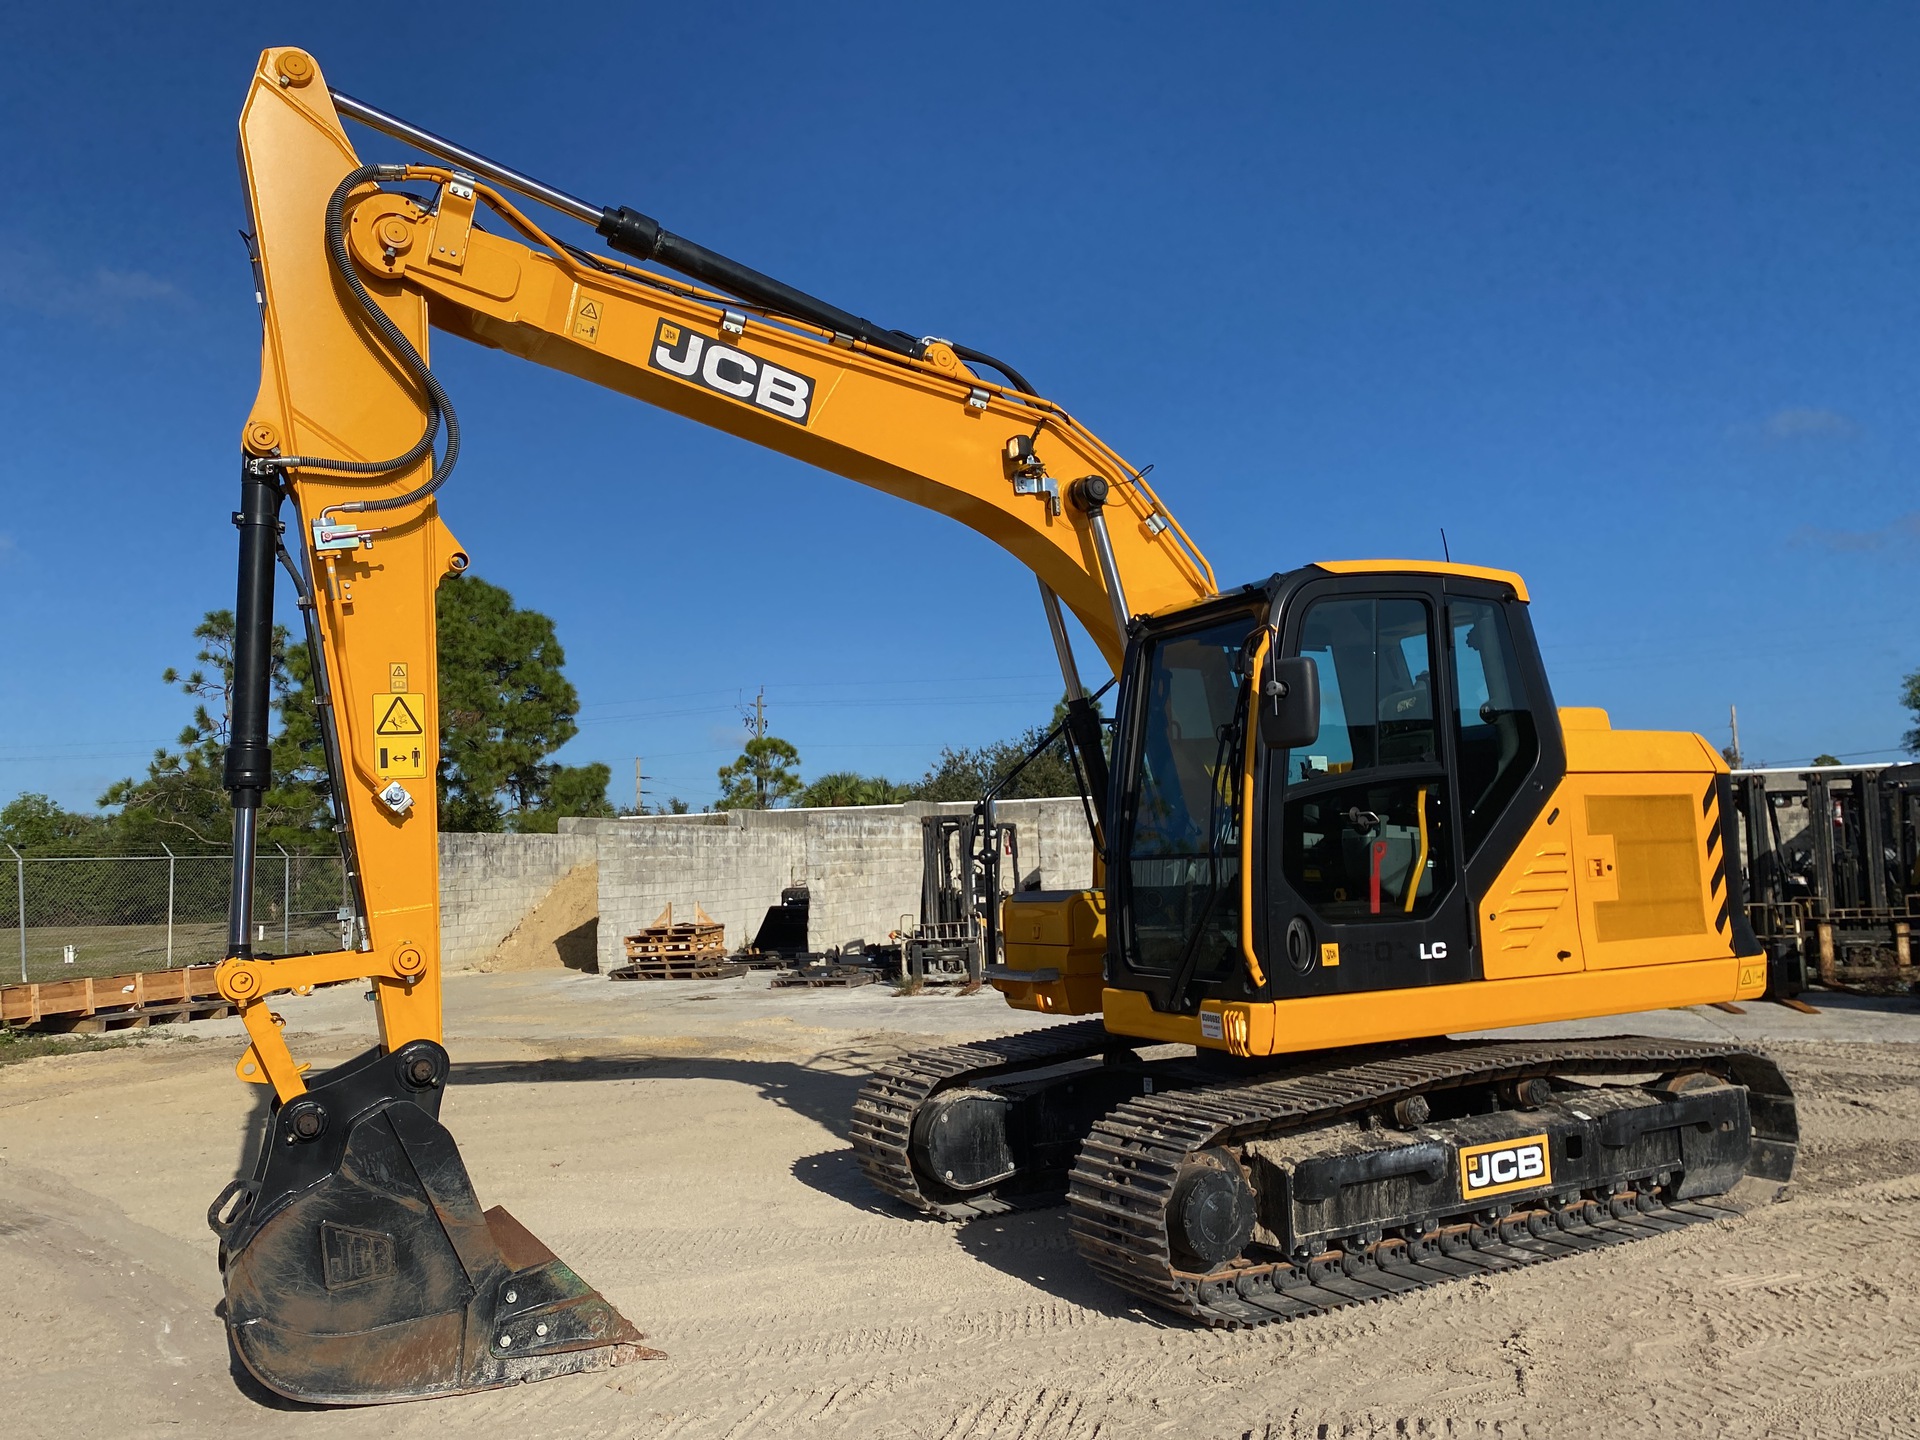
left=209, top=1040, right=657, bottom=1404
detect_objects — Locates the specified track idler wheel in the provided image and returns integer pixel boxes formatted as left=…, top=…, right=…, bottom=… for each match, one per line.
left=209, top=1042, right=657, bottom=1404
left=1167, top=1147, right=1256, bottom=1270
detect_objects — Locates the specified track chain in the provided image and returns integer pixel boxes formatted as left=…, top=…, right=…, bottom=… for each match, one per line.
left=1068, top=1036, right=1794, bottom=1327
left=849, top=1019, right=1120, bottom=1219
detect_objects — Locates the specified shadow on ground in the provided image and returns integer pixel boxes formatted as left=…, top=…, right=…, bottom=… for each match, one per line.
left=952, top=1204, right=1167, bottom=1322
left=452, top=1053, right=870, bottom=1141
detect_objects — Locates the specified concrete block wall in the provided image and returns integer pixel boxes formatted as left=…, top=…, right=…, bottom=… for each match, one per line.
left=438, top=831, right=596, bottom=969
left=564, top=798, right=1095, bottom=971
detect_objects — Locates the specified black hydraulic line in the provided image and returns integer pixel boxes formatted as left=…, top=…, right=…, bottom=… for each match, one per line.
left=949, top=343, right=1035, bottom=397
left=272, top=512, right=369, bottom=947
left=223, top=466, right=283, bottom=959
left=330, top=93, right=1060, bottom=390
left=595, top=206, right=922, bottom=359
left=256, top=163, right=460, bottom=516
left=980, top=679, right=1116, bottom=810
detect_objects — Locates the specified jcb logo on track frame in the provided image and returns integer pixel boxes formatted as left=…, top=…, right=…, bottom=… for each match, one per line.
left=1458, top=1134, right=1551, bottom=1200
left=648, top=319, right=815, bottom=424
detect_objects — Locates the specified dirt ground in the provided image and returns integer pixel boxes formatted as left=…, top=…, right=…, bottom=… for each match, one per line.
left=3, top=972, right=1918, bottom=1439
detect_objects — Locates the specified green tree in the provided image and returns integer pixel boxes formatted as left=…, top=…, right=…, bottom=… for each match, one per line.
left=0, top=793, right=110, bottom=854
left=910, top=694, right=1100, bottom=802
left=436, top=574, right=613, bottom=832
left=99, top=611, right=331, bottom=851
left=1812, top=753, right=1842, bottom=767
left=1903, top=668, right=1920, bottom=756
left=799, top=771, right=913, bottom=807
left=716, top=736, right=804, bottom=810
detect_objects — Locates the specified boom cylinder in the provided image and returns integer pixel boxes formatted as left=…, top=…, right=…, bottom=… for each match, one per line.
left=1038, top=579, right=1111, bottom=844
left=1070, top=476, right=1132, bottom=645
left=224, top=464, right=282, bottom=958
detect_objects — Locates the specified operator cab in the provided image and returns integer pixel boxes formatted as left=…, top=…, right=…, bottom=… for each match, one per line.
left=1107, top=563, right=1565, bottom=1016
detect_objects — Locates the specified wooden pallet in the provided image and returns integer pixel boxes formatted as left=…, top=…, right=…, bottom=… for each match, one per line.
left=611, top=956, right=744, bottom=981
left=1, top=965, right=233, bottom=1033
left=622, top=902, right=727, bottom=962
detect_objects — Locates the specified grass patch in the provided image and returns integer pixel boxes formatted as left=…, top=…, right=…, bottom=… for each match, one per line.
left=892, top=976, right=927, bottom=997
left=0, top=1029, right=135, bottom=1066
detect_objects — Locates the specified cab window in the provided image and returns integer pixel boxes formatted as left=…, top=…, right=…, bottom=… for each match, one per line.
left=1448, top=599, right=1538, bottom=854
left=1282, top=595, right=1450, bottom=921
left=1293, top=598, right=1436, bottom=779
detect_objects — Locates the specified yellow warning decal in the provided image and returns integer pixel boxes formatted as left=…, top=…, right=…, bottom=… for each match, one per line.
left=388, top=662, right=408, bottom=693
left=1459, top=1133, right=1551, bottom=1200
left=372, top=692, right=427, bottom=779
left=573, top=295, right=603, bottom=344
left=1320, top=942, right=1340, bottom=969
left=375, top=693, right=424, bottom=736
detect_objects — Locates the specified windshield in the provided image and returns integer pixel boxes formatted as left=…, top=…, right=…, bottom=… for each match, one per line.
left=1119, top=615, right=1253, bottom=978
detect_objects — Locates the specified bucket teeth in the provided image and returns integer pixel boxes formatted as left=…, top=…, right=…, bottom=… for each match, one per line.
left=213, top=1042, right=659, bottom=1404
left=482, top=1207, right=655, bottom=1362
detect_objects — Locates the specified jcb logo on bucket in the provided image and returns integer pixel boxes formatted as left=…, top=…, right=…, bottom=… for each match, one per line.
left=1458, top=1134, right=1551, bottom=1200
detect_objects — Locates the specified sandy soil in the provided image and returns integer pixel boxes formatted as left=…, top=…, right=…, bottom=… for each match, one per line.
left=475, top=862, right=599, bottom=973
left=2, top=972, right=1917, bottom=1439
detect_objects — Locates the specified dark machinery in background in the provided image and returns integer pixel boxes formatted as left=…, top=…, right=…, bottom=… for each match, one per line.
left=1732, top=763, right=1920, bottom=995
left=899, top=692, right=1113, bottom=987
left=745, top=885, right=812, bottom=965
left=901, top=814, right=1020, bottom=986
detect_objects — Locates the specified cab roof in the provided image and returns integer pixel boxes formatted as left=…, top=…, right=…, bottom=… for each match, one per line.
left=1311, top=559, right=1530, bottom=602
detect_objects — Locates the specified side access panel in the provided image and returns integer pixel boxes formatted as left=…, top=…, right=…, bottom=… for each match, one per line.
left=992, top=889, right=1106, bottom=1015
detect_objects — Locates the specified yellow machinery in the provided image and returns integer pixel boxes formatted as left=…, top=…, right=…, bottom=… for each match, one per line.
left=209, top=49, right=1795, bottom=1403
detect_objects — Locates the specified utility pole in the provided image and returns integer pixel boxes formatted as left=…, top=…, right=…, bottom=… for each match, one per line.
left=1729, top=704, right=1743, bottom=770
left=633, top=757, right=652, bottom=814
left=744, top=688, right=769, bottom=808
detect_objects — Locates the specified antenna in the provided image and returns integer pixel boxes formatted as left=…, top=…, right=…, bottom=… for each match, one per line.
left=1440, top=528, right=1452, bottom=562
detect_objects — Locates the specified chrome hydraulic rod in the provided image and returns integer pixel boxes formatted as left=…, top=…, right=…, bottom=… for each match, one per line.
left=1038, top=579, right=1087, bottom=701
left=329, top=87, right=918, bottom=357
left=330, top=90, right=601, bottom=224
left=1070, top=478, right=1131, bottom=642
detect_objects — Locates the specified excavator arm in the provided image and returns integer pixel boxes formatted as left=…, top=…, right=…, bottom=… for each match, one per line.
left=209, top=47, right=1213, bottom=1403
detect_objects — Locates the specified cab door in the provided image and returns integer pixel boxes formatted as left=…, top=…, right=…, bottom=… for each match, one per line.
left=1260, top=579, right=1476, bottom=996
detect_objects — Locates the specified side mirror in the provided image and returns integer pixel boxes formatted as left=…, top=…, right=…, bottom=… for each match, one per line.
left=1258, top=655, right=1320, bottom=750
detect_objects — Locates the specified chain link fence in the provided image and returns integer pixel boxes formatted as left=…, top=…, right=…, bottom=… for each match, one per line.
left=4, top=847, right=351, bottom=984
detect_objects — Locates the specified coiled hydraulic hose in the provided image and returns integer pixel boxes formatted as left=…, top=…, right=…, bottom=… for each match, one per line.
left=254, top=162, right=459, bottom=518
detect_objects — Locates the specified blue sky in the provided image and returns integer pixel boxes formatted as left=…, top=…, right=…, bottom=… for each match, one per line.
left=2, top=3, right=1915, bottom=815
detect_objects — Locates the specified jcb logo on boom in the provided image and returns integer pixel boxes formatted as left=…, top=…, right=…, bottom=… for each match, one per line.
left=1458, top=1134, right=1551, bottom=1200
left=648, top=320, right=815, bottom=424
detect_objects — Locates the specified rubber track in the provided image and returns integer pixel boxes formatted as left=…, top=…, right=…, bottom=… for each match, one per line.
left=1068, top=1036, right=1794, bottom=1327
left=850, top=1020, right=1120, bottom=1219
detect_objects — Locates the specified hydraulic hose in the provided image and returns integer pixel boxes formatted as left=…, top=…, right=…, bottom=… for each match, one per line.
left=949, top=343, right=1035, bottom=397
left=257, top=163, right=459, bottom=517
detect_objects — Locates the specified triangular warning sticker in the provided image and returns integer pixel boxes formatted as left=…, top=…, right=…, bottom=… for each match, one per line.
left=376, top=694, right=424, bottom=736
left=580, top=300, right=601, bottom=319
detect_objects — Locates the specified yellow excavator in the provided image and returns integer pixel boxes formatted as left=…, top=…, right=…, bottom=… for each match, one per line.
left=211, top=48, right=1796, bottom=1404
